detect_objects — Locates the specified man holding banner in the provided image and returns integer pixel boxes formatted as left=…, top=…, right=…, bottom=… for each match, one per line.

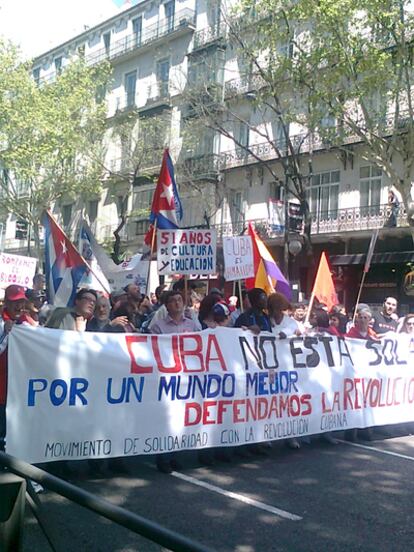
left=150, top=289, right=200, bottom=473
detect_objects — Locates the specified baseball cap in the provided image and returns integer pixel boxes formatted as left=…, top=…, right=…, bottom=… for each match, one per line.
left=5, top=285, right=27, bottom=302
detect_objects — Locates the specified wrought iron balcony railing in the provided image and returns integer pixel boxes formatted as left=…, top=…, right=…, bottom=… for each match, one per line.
left=310, top=203, right=407, bottom=234
left=210, top=204, right=408, bottom=239
left=224, top=74, right=267, bottom=97
left=94, top=201, right=408, bottom=247
left=85, top=9, right=196, bottom=66
left=192, top=23, right=227, bottom=50
left=145, top=83, right=171, bottom=105
left=178, top=153, right=222, bottom=181
left=219, top=131, right=357, bottom=170
left=111, top=94, right=137, bottom=114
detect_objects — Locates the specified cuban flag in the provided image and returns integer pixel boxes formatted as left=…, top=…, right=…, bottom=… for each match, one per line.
left=144, top=149, right=183, bottom=246
left=44, top=211, right=88, bottom=307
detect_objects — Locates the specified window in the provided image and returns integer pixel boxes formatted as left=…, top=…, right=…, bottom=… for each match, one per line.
left=103, top=32, right=111, bottom=54
left=209, top=0, right=221, bottom=31
left=54, top=56, right=62, bottom=74
left=229, top=190, right=244, bottom=226
left=309, top=170, right=340, bottom=221
left=271, top=120, right=287, bottom=150
left=78, top=44, right=85, bottom=58
left=236, top=121, right=249, bottom=149
left=135, top=220, right=149, bottom=236
left=165, top=1, right=175, bottom=32
left=359, top=165, right=382, bottom=216
left=273, top=183, right=285, bottom=202
left=132, top=188, right=153, bottom=237
left=88, top=200, right=99, bottom=224
left=156, top=59, right=170, bottom=97
left=188, top=57, right=208, bottom=86
left=33, top=68, right=40, bottom=85
left=62, top=204, right=73, bottom=230
left=132, top=17, right=142, bottom=46
left=132, top=188, right=154, bottom=213
left=194, top=128, right=215, bottom=156
left=125, top=70, right=137, bottom=107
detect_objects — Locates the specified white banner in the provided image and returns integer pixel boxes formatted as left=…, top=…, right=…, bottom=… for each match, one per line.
left=6, top=326, right=414, bottom=464
left=157, top=229, right=216, bottom=275
left=0, top=252, right=37, bottom=289
left=223, top=236, right=254, bottom=281
left=78, top=221, right=150, bottom=294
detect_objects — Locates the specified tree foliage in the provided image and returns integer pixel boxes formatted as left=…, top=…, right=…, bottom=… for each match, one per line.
left=0, top=39, right=111, bottom=255
left=237, top=0, right=414, bottom=224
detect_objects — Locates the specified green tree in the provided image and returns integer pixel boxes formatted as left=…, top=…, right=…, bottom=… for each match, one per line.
left=101, top=110, right=171, bottom=262
left=238, top=0, right=414, bottom=225
left=180, top=6, right=319, bottom=269
left=0, top=39, right=111, bottom=258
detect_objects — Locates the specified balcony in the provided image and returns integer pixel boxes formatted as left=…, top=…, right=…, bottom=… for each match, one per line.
left=178, top=154, right=222, bottom=182
left=310, top=203, right=408, bottom=235
left=110, top=94, right=138, bottom=117
left=139, top=83, right=171, bottom=113
left=86, top=9, right=196, bottom=66
left=192, top=23, right=227, bottom=50
left=210, top=204, right=408, bottom=240
left=224, top=74, right=267, bottom=98
left=219, top=132, right=354, bottom=170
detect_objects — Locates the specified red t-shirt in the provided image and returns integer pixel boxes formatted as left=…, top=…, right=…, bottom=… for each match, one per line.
left=346, top=326, right=378, bottom=340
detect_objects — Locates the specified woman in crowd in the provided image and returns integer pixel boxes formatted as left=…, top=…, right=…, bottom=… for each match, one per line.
left=198, top=293, right=222, bottom=329
left=399, top=314, right=414, bottom=334
left=267, top=292, right=300, bottom=337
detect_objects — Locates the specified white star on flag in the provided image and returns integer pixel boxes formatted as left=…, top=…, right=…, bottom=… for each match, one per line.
left=160, top=183, right=174, bottom=206
left=61, top=240, right=68, bottom=255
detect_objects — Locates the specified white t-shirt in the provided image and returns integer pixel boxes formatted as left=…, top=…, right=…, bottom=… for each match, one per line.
left=270, top=315, right=300, bottom=337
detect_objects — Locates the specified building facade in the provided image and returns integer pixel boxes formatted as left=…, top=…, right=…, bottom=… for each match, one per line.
left=2, top=0, right=413, bottom=311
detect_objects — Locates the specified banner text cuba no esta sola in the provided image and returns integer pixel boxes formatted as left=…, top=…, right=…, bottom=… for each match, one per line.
left=6, top=326, right=414, bottom=464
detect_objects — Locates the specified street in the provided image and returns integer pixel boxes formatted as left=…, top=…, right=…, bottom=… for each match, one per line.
left=22, top=431, right=414, bottom=552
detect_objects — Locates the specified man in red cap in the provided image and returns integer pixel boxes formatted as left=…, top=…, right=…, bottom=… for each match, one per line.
left=0, top=285, right=36, bottom=452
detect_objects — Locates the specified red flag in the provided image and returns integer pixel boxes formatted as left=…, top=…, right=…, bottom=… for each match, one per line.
left=311, top=252, right=338, bottom=311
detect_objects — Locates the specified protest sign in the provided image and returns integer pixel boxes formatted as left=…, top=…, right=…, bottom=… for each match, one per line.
left=223, top=236, right=254, bottom=281
left=0, top=252, right=37, bottom=289
left=7, top=326, right=414, bottom=464
left=157, top=229, right=216, bottom=275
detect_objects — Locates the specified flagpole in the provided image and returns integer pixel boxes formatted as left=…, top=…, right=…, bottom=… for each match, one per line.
left=145, top=219, right=158, bottom=296
left=238, top=280, right=244, bottom=313
left=304, top=291, right=316, bottom=325
left=45, top=211, right=111, bottom=296
left=352, top=271, right=368, bottom=324
left=352, top=229, right=379, bottom=323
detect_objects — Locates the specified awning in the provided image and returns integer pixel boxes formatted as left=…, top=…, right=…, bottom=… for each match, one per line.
left=330, top=251, right=414, bottom=266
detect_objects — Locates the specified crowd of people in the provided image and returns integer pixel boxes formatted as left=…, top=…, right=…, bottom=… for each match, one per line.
left=0, top=276, right=413, bottom=475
